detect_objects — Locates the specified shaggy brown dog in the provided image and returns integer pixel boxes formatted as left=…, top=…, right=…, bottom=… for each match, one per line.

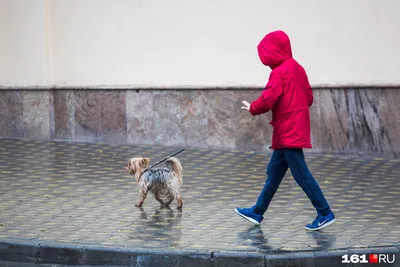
left=125, top=157, right=183, bottom=209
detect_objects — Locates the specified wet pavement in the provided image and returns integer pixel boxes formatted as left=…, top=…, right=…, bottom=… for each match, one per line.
left=0, top=138, right=399, bottom=255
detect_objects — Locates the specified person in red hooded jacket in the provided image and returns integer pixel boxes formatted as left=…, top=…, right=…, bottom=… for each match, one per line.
left=235, top=30, right=335, bottom=231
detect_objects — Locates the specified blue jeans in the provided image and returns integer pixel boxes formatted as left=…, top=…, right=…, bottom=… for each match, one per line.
left=253, top=148, right=332, bottom=216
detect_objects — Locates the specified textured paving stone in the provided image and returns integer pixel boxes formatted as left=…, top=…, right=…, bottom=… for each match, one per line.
left=0, top=138, right=399, bottom=254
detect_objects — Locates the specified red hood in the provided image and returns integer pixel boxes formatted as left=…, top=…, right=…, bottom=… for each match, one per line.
left=257, top=30, right=293, bottom=69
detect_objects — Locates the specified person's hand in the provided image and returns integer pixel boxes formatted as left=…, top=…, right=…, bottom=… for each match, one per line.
left=241, top=100, right=250, bottom=111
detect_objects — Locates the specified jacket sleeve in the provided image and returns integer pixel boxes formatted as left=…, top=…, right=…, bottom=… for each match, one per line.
left=249, top=71, right=282, bottom=116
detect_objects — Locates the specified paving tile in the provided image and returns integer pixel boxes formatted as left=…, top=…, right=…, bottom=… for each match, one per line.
left=0, top=138, right=399, bottom=255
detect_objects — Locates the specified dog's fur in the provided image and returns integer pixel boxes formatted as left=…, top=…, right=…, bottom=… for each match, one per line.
left=125, top=157, right=183, bottom=209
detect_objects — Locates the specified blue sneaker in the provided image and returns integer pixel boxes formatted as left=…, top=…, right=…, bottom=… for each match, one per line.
left=235, top=207, right=263, bottom=225
left=305, top=212, right=336, bottom=231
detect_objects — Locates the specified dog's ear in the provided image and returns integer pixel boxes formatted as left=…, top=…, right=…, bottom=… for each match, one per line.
left=140, top=158, right=150, bottom=168
left=126, top=159, right=134, bottom=170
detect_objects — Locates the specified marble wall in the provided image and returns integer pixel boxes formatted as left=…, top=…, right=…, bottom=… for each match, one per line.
left=0, top=91, right=53, bottom=140
left=309, top=88, right=400, bottom=156
left=0, top=88, right=399, bottom=156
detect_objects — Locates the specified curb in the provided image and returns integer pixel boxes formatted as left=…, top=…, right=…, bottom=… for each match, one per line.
left=0, top=239, right=398, bottom=267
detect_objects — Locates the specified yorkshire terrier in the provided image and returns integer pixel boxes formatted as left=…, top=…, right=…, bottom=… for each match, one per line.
left=125, top=157, right=183, bottom=209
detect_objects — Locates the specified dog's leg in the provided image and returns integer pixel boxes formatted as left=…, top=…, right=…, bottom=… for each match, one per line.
left=175, top=192, right=183, bottom=209
left=176, top=193, right=183, bottom=209
left=154, top=192, right=164, bottom=206
left=164, top=195, right=174, bottom=206
left=136, top=186, right=148, bottom=207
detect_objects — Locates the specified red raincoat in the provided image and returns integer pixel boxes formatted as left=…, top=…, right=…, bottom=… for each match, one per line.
left=249, top=30, right=313, bottom=149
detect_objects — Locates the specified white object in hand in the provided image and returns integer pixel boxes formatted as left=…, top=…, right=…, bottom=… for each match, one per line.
left=241, top=100, right=250, bottom=110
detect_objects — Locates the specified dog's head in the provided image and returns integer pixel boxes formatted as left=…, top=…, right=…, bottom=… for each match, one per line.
left=125, top=157, right=150, bottom=176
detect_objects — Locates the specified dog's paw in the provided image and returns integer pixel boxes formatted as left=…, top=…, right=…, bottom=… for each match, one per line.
left=135, top=204, right=143, bottom=207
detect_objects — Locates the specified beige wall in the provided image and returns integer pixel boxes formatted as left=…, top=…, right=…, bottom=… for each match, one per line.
left=1, top=0, right=399, bottom=87
left=0, top=0, right=51, bottom=86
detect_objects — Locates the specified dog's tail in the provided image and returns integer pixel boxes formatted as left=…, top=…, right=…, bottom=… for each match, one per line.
left=166, top=157, right=182, bottom=182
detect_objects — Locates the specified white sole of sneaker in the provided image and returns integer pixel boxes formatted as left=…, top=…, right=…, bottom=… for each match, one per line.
left=235, top=208, right=260, bottom=225
left=305, top=218, right=336, bottom=231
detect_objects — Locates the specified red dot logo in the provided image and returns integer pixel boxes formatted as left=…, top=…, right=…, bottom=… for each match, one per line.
left=369, top=254, right=378, bottom=264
